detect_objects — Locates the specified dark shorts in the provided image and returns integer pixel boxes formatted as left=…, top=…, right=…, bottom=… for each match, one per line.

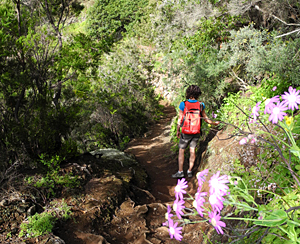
left=179, top=133, right=200, bottom=149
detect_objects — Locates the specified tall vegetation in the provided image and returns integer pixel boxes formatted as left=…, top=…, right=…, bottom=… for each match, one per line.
left=0, top=0, right=161, bottom=171
left=0, top=0, right=81, bottom=166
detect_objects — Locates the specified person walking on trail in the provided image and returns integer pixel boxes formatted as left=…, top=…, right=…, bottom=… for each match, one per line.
left=172, top=85, right=220, bottom=178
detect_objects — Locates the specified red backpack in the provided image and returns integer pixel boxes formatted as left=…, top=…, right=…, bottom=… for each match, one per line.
left=181, top=101, right=203, bottom=135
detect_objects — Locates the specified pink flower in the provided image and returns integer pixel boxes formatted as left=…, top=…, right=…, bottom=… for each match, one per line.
left=209, top=211, right=226, bottom=234
left=195, top=191, right=207, bottom=200
left=174, top=178, right=188, bottom=200
left=196, top=169, right=209, bottom=189
left=173, top=198, right=185, bottom=219
left=239, top=137, right=248, bottom=145
left=250, top=138, right=257, bottom=144
left=193, top=191, right=207, bottom=217
left=163, top=205, right=173, bottom=226
left=168, top=219, right=183, bottom=241
left=212, top=111, right=217, bottom=118
left=264, top=95, right=280, bottom=114
left=234, top=181, right=238, bottom=185
left=272, top=86, right=277, bottom=91
left=251, top=102, right=261, bottom=121
left=268, top=101, right=288, bottom=124
left=209, top=194, right=225, bottom=212
left=209, top=171, right=229, bottom=197
left=282, top=86, right=300, bottom=111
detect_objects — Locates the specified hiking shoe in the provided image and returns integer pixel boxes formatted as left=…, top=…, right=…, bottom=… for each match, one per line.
left=187, top=170, right=193, bottom=178
left=172, top=171, right=184, bottom=178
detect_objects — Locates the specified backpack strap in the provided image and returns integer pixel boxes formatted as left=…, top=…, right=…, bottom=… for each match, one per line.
left=180, top=101, right=187, bottom=127
left=199, top=101, right=203, bottom=135
left=183, top=100, right=188, bottom=112
left=199, top=102, right=203, bottom=115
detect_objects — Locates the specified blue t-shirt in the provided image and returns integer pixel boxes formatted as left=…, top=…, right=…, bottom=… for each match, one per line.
left=179, top=100, right=205, bottom=111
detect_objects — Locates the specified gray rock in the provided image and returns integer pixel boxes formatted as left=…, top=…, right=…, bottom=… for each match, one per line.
left=0, top=199, right=8, bottom=207
left=16, top=205, right=27, bottom=213
left=27, top=205, right=36, bottom=216
left=90, top=148, right=138, bottom=165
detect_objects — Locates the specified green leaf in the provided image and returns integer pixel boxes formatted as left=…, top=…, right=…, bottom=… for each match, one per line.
left=253, top=210, right=288, bottom=227
left=290, top=145, right=300, bottom=158
left=241, top=193, right=254, bottom=203
left=287, top=224, right=298, bottom=242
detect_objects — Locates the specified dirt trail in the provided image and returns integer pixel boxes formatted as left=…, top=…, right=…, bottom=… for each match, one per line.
left=123, top=103, right=228, bottom=244
left=125, top=102, right=189, bottom=204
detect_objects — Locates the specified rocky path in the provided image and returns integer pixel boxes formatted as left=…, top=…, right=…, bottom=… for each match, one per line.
left=54, top=102, right=227, bottom=244
left=114, top=101, right=215, bottom=244
left=86, top=102, right=205, bottom=244
left=102, top=102, right=210, bottom=244
left=124, top=102, right=179, bottom=204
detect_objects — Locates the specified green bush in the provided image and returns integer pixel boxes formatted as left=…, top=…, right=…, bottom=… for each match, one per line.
left=71, top=38, right=162, bottom=151
left=19, top=211, right=55, bottom=237
left=87, top=0, right=148, bottom=42
left=0, top=1, right=82, bottom=165
left=25, top=155, right=79, bottom=198
left=216, top=25, right=300, bottom=87
left=218, top=78, right=300, bottom=127
left=19, top=200, right=71, bottom=238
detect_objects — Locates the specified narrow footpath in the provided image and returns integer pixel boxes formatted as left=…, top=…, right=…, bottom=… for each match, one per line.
left=120, top=102, right=215, bottom=244
left=125, top=102, right=184, bottom=204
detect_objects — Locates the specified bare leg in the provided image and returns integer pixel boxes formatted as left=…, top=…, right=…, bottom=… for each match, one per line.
left=178, top=148, right=185, bottom=172
left=188, top=147, right=196, bottom=172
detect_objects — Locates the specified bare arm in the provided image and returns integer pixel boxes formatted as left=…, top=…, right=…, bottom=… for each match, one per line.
left=176, top=110, right=184, bottom=138
left=202, top=109, right=220, bottom=126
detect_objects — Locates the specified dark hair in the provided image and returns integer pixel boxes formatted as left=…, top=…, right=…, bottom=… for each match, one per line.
left=185, top=85, right=202, bottom=100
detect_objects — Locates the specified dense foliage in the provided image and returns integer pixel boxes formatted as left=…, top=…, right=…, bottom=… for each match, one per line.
left=0, top=0, right=81, bottom=165
left=87, top=0, right=148, bottom=42
left=0, top=0, right=161, bottom=171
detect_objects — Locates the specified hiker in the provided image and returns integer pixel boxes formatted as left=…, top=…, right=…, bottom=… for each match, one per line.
left=172, top=85, right=220, bottom=178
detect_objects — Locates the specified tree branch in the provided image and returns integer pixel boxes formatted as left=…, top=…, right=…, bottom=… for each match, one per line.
left=255, top=5, right=300, bottom=27
left=14, top=87, right=25, bottom=123
left=231, top=69, right=248, bottom=91
left=275, top=29, right=300, bottom=38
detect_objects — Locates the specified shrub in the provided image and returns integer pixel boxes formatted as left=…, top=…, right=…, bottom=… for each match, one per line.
left=72, top=38, right=162, bottom=151
left=87, top=0, right=148, bottom=42
left=216, top=25, right=300, bottom=87
left=19, top=212, right=56, bottom=238
left=19, top=200, right=71, bottom=238
left=25, top=155, right=79, bottom=199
